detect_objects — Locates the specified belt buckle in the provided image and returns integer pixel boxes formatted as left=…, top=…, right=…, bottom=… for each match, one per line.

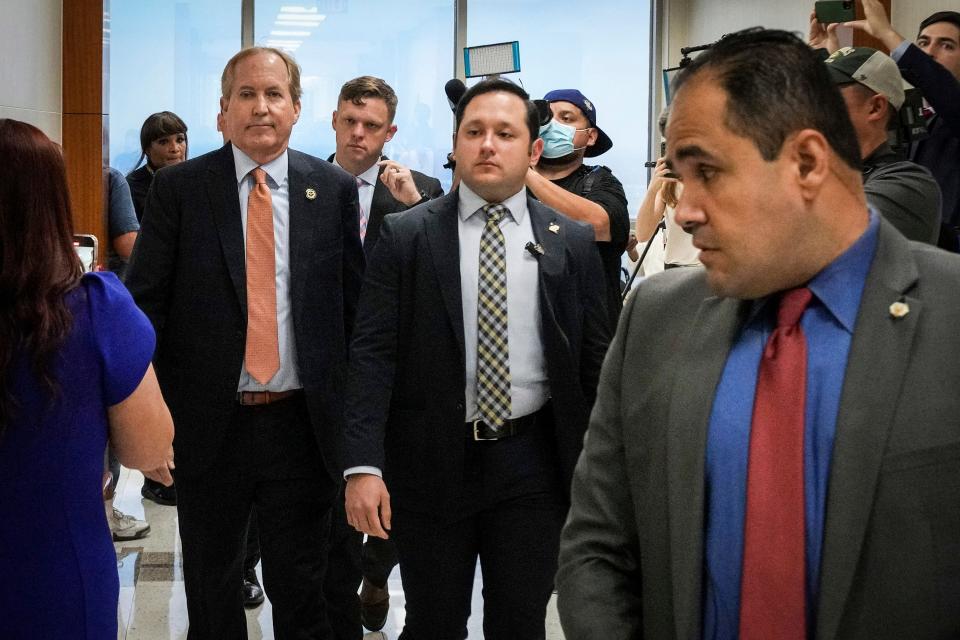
left=472, top=419, right=499, bottom=441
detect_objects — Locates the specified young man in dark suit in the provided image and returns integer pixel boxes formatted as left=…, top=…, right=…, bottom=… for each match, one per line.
left=342, top=78, right=610, bottom=639
left=126, top=47, right=364, bottom=639
left=326, top=75, right=443, bottom=638
left=330, top=76, right=444, bottom=257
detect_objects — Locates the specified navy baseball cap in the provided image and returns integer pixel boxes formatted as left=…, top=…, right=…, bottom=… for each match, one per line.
left=543, top=89, right=613, bottom=157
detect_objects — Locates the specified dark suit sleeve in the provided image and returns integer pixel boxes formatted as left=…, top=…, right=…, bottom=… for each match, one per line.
left=556, top=291, right=643, bottom=638
left=571, top=222, right=612, bottom=407
left=897, top=43, right=960, bottom=135
left=422, top=176, right=444, bottom=200
left=341, top=214, right=403, bottom=471
left=125, top=167, right=180, bottom=353
left=340, top=173, right=365, bottom=342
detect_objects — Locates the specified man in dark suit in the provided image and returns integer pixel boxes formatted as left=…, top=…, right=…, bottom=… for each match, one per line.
left=342, top=78, right=610, bottom=639
left=126, top=47, right=364, bottom=639
left=325, top=75, right=443, bottom=638
left=557, top=29, right=960, bottom=640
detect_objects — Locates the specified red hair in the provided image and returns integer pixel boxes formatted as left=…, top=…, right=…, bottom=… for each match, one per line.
left=0, top=119, right=81, bottom=431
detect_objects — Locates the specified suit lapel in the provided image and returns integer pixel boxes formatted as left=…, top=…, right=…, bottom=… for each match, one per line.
left=424, top=191, right=465, bottom=360
left=815, top=223, right=921, bottom=640
left=528, top=198, right=568, bottom=335
left=287, top=150, right=317, bottom=314
left=667, top=294, right=749, bottom=640
left=207, top=144, right=247, bottom=314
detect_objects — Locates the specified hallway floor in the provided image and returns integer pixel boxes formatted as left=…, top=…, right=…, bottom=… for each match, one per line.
left=112, top=467, right=567, bottom=639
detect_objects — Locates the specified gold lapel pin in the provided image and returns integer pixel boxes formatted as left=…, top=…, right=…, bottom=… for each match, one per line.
left=305, top=188, right=317, bottom=200
left=889, top=301, right=909, bottom=319
left=548, top=221, right=560, bottom=234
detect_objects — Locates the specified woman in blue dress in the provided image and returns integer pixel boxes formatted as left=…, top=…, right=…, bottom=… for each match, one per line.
left=0, top=118, right=175, bottom=639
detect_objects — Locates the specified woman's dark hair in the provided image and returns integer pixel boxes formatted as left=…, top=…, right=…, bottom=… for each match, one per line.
left=0, top=119, right=82, bottom=432
left=132, top=111, right=189, bottom=171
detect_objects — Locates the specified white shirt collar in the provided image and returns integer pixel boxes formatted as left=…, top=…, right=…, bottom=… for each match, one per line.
left=332, top=154, right=382, bottom=186
left=232, top=145, right=289, bottom=188
left=457, top=182, right=528, bottom=224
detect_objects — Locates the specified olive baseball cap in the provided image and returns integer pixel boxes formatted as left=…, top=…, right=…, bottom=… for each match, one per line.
left=825, top=46, right=906, bottom=109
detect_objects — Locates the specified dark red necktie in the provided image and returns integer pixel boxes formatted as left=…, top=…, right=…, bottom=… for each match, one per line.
left=739, top=287, right=813, bottom=640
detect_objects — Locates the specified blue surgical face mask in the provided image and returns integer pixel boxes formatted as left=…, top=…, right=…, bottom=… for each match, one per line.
left=538, top=119, right=589, bottom=158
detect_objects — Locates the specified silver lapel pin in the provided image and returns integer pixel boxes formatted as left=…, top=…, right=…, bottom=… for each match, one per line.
left=305, top=187, right=317, bottom=200
left=548, top=221, right=560, bottom=234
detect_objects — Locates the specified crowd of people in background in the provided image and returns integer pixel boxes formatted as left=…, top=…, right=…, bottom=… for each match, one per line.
left=1, top=1, right=959, bottom=639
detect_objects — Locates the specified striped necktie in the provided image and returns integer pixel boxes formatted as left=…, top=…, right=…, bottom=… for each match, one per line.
left=356, top=177, right=368, bottom=242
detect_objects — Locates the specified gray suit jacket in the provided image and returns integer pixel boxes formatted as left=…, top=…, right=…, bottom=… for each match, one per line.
left=556, top=220, right=960, bottom=639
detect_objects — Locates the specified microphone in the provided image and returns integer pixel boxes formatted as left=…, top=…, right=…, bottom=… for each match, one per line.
left=525, top=241, right=545, bottom=258
left=445, top=79, right=467, bottom=112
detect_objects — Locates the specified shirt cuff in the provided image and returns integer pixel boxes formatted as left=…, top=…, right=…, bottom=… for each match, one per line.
left=344, top=465, right=382, bottom=479
left=890, top=40, right=911, bottom=62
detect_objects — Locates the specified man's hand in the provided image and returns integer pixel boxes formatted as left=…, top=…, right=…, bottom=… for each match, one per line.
left=649, top=157, right=679, bottom=193
left=842, top=0, right=905, bottom=51
left=378, top=159, right=423, bottom=207
left=808, top=10, right=840, bottom=53
left=345, top=473, right=392, bottom=539
left=143, top=454, right=175, bottom=487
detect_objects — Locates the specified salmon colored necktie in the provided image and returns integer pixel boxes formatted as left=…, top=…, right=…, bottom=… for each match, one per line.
left=739, top=287, right=813, bottom=640
left=244, top=167, right=280, bottom=385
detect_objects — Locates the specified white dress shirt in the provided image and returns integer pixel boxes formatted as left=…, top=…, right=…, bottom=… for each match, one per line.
left=232, top=145, right=302, bottom=392
left=344, top=183, right=549, bottom=479
left=333, top=155, right=380, bottom=222
left=458, top=183, right=548, bottom=421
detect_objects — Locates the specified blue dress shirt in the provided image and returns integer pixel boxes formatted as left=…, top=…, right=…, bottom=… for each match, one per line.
left=702, top=212, right=880, bottom=640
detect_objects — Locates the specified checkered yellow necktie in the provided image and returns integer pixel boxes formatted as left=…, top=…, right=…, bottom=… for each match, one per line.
left=476, top=203, right=511, bottom=426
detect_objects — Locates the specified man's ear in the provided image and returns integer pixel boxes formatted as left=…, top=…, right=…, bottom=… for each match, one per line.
left=790, top=128, right=830, bottom=196
left=865, top=94, right=888, bottom=123
left=293, top=100, right=301, bottom=124
left=331, top=110, right=338, bottom=131
left=585, top=127, right=599, bottom=148
left=385, top=124, right=398, bottom=144
left=529, top=137, right=544, bottom=165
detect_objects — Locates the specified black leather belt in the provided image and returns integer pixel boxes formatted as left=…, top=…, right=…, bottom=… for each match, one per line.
left=466, top=411, right=539, bottom=441
left=237, top=389, right=300, bottom=406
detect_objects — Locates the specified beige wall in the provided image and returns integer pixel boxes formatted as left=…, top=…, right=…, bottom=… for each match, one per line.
left=0, top=0, right=63, bottom=142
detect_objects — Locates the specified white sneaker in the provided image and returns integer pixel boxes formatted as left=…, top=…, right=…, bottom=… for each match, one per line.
left=107, top=504, right=150, bottom=541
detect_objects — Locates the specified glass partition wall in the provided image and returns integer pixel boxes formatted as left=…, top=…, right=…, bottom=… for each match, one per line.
left=109, top=1, right=650, bottom=208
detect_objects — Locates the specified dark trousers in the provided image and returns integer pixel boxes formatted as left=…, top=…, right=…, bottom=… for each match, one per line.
left=324, top=486, right=363, bottom=640
left=323, top=486, right=398, bottom=639
left=394, top=408, right=566, bottom=640
left=362, top=535, right=399, bottom=588
left=245, top=509, right=260, bottom=575
left=176, top=395, right=335, bottom=640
